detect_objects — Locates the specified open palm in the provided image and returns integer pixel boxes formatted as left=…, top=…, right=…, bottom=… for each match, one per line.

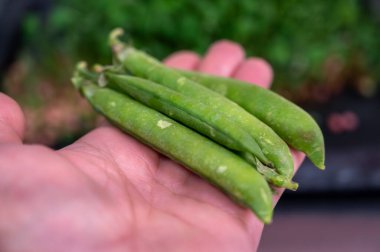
left=0, top=41, right=304, bottom=252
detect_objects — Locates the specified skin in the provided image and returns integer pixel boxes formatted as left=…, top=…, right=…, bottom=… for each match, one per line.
left=0, top=40, right=304, bottom=252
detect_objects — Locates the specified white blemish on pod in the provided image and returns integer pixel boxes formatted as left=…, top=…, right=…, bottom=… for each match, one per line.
left=177, top=77, right=186, bottom=86
left=217, top=165, right=227, bottom=174
left=265, top=138, right=273, bottom=145
left=157, top=120, right=172, bottom=129
left=109, top=101, right=116, bottom=107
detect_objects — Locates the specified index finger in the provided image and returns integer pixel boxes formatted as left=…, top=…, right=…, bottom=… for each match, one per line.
left=0, top=93, right=25, bottom=144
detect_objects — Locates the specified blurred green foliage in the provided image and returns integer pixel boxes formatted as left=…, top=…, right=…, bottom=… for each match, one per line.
left=22, top=0, right=379, bottom=89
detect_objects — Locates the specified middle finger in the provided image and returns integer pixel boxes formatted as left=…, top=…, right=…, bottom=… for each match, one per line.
left=197, top=40, right=245, bottom=77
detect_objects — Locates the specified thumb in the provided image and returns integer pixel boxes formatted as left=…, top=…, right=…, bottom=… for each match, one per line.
left=0, top=93, right=25, bottom=144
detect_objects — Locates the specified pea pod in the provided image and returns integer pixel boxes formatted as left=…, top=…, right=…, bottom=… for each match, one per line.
left=102, top=72, right=297, bottom=189
left=72, top=65, right=273, bottom=223
left=177, top=70, right=325, bottom=170
left=103, top=72, right=270, bottom=166
left=109, top=28, right=295, bottom=179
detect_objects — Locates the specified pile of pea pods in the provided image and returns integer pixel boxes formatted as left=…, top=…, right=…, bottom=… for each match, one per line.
left=72, top=28, right=325, bottom=224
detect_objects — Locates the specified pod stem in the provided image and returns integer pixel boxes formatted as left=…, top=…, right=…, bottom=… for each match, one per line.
left=72, top=61, right=99, bottom=87
left=72, top=61, right=88, bottom=90
left=241, top=151, right=298, bottom=191
left=71, top=62, right=99, bottom=98
left=255, top=159, right=298, bottom=191
left=109, top=28, right=128, bottom=61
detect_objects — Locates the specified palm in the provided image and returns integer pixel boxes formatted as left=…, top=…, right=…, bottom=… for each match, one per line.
left=1, top=126, right=265, bottom=251
left=67, top=126, right=264, bottom=251
left=0, top=41, right=304, bottom=252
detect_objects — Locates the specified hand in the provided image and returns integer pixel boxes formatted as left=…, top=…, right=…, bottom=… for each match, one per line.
left=0, top=40, right=304, bottom=252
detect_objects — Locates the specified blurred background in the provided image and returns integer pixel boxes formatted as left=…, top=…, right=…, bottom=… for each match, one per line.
left=1, top=0, right=379, bottom=251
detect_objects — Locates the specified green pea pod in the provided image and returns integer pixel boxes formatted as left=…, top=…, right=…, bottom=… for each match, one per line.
left=72, top=66, right=273, bottom=224
left=101, top=72, right=297, bottom=189
left=102, top=72, right=270, bottom=166
left=178, top=70, right=325, bottom=170
left=109, top=28, right=295, bottom=179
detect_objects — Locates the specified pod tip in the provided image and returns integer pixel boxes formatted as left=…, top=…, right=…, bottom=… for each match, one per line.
left=318, top=164, right=326, bottom=170
left=287, top=181, right=299, bottom=191
left=262, top=214, right=273, bottom=225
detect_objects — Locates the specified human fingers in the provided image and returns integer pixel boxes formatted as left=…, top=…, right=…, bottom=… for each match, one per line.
left=163, top=51, right=200, bottom=70
left=0, top=93, right=25, bottom=144
left=197, top=40, right=245, bottom=77
left=232, top=57, right=273, bottom=88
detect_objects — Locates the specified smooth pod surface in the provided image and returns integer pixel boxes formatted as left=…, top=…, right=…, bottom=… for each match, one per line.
left=179, top=70, right=325, bottom=170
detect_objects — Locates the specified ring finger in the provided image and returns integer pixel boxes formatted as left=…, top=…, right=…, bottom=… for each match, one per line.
left=196, top=40, right=245, bottom=77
